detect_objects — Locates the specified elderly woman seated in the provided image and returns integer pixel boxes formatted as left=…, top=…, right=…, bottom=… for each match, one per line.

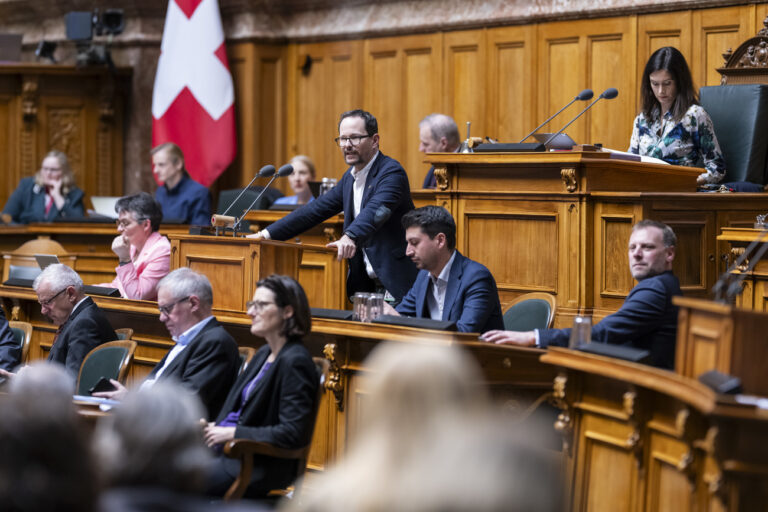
left=97, top=192, right=170, bottom=300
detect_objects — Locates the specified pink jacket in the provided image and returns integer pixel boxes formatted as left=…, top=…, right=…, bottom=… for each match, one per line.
left=107, top=231, right=171, bottom=300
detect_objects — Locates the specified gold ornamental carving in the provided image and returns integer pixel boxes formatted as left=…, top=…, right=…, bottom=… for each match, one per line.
left=560, top=168, right=577, bottom=193
left=21, top=76, right=39, bottom=122
left=730, top=247, right=747, bottom=272
left=323, top=343, right=344, bottom=412
left=323, top=227, right=338, bottom=243
left=434, top=165, right=449, bottom=191
left=48, top=108, right=83, bottom=178
left=549, top=374, right=573, bottom=456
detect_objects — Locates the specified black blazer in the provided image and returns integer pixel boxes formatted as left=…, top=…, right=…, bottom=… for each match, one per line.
left=47, top=297, right=116, bottom=377
left=266, top=153, right=418, bottom=301
left=2, top=177, right=85, bottom=224
left=0, top=306, right=20, bottom=371
left=147, top=318, right=239, bottom=420
left=214, top=340, right=319, bottom=493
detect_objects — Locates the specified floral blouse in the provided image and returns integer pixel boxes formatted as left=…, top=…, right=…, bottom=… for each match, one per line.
left=629, top=104, right=726, bottom=184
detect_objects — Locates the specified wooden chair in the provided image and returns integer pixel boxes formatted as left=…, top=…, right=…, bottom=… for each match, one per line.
left=222, top=356, right=329, bottom=501
left=8, top=320, right=32, bottom=365
left=114, top=328, right=134, bottom=340
left=503, top=292, right=557, bottom=331
left=75, top=340, right=136, bottom=396
left=237, top=346, right=257, bottom=374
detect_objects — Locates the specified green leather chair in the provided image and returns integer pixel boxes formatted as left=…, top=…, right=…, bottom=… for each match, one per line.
left=8, top=321, right=32, bottom=365
left=76, top=340, right=136, bottom=396
left=502, top=292, right=557, bottom=331
left=699, top=84, right=768, bottom=187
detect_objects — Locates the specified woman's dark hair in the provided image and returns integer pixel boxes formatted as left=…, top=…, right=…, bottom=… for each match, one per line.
left=256, top=274, right=311, bottom=339
left=640, top=46, right=697, bottom=123
left=115, top=192, right=163, bottom=232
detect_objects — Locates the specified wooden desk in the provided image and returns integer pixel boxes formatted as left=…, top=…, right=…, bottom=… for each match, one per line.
left=0, top=285, right=555, bottom=471
left=541, top=347, right=768, bottom=511
left=428, top=152, right=766, bottom=326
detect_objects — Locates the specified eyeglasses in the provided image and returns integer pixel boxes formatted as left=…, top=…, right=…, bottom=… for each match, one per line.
left=334, top=135, right=370, bottom=147
left=246, top=300, right=276, bottom=312
left=158, top=296, right=190, bottom=316
left=116, top=217, right=147, bottom=229
left=39, top=287, right=67, bottom=307
left=41, top=166, right=62, bottom=174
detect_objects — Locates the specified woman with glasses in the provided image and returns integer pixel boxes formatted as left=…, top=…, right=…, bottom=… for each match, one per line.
left=2, top=150, right=85, bottom=224
left=203, top=274, right=319, bottom=498
left=97, top=192, right=170, bottom=300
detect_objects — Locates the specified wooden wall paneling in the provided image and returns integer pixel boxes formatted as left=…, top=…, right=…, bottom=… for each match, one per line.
left=537, top=18, right=637, bottom=151
left=593, top=202, right=637, bottom=318
left=0, top=90, right=15, bottom=207
left=443, top=30, right=486, bottom=148
left=637, top=11, right=692, bottom=111
left=692, top=6, right=753, bottom=87
left=485, top=25, right=537, bottom=144
left=755, top=3, right=768, bottom=34
left=227, top=43, right=257, bottom=192
left=362, top=34, right=443, bottom=189
left=291, top=40, right=363, bottom=183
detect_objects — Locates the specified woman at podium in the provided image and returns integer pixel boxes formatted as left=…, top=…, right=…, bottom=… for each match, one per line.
left=272, top=155, right=317, bottom=207
left=629, top=47, right=726, bottom=186
left=2, top=150, right=85, bottom=224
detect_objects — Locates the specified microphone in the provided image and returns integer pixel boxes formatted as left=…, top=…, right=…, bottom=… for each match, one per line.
left=712, top=224, right=768, bottom=302
left=231, top=163, right=294, bottom=234
left=217, top=165, right=276, bottom=219
left=543, top=88, right=618, bottom=148
left=519, top=89, right=593, bottom=143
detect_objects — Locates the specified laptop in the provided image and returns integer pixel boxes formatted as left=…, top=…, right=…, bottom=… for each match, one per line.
left=90, top=196, right=121, bottom=219
left=0, top=34, right=22, bottom=62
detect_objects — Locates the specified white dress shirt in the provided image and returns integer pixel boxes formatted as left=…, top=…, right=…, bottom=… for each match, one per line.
left=427, top=250, right=457, bottom=320
left=141, top=315, right=214, bottom=389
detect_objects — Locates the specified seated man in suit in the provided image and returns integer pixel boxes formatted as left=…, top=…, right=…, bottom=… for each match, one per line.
left=152, top=142, right=212, bottom=226
left=0, top=264, right=116, bottom=379
left=419, top=113, right=460, bottom=189
left=481, top=220, right=681, bottom=369
left=383, top=206, right=504, bottom=333
left=0, top=306, right=20, bottom=372
left=96, top=267, right=239, bottom=419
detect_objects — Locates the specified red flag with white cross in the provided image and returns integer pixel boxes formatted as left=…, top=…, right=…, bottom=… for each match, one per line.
left=151, top=0, right=236, bottom=187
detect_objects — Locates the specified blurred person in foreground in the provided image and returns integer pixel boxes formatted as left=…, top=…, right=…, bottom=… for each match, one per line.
left=203, top=275, right=319, bottom=499
left=0, top=362, right=97, bottom=512
left=98, top=192, right=170, bottom=300
left=2, top=150, right=85, bottom=224
left=286, top=341, right=561, bottom=512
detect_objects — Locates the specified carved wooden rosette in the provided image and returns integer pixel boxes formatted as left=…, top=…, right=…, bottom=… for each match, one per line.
left=433, top=165, right=448, bottom=191
left=718, top=16, right=768, bottom=84
left=322, top=342, right=344, bottom=411
left=560, top=167, right=577, bottom=193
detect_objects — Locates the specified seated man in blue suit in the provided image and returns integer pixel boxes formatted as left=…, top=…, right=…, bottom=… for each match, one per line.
left=382, top=206, right=504, bottom=333
left=252, top=109, right=418, bottom=302
left=481, top=220, right=681, bottom=369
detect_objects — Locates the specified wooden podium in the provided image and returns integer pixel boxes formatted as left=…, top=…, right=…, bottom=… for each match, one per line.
left=169, top=234, right=307, bottom=312
left=674, top=296, right=768, bottom=396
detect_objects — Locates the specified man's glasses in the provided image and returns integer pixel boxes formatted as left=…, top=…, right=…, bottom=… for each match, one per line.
left=246, top=300, right=276, bottom=312
left=334, top=135, right=371, bottom=147
left=39, top=287, right=67, bottom=307
left=158, top=296, right=190, bottom=316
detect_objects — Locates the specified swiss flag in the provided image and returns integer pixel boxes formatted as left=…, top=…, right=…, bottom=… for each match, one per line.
left=151, top=0, right=236, bottom=187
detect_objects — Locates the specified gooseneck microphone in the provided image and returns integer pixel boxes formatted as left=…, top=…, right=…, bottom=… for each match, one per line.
left=231, top=164, right=294, bottom=234
left=211, top=165, right=275, bottom=231
left=519, top=89, right=594, bottom=143
left=544, top=88, right=618, bottom=148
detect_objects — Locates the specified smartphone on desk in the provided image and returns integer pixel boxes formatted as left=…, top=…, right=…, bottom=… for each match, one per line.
left=89, top=377, right=116, bottom=395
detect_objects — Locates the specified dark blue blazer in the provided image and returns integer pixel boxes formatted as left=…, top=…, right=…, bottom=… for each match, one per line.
left=47, top=297, right=117, bottom=376
left=539, top=271, right=682, bottom=369
left=155, top=174, right=212, bottom=225
left=0, top=306, right=20, bottom=372
left=2, top=177, right=84, bottom=224
left=267, top=153, right=418, bottom=301
left=396, top=251, right=504, bottom=333
left=211, top=340, right=318, bottom=497
left=423, top=166, right=436, bottom=189
left=147, top=318, right=239, bottom=420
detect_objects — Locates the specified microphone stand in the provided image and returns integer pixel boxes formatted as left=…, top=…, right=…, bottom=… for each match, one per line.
left=713, top=223, right=768, bottom=303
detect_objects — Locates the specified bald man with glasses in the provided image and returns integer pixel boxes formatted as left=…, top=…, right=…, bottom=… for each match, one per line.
left=95, top=267, right=239, bottom=419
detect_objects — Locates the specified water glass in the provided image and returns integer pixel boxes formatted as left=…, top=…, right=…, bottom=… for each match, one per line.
left=568, top=315, right=592, bottom=349
left=353, top=292, right=370, bottom=322
left=367, top=293, right=384, bottom=321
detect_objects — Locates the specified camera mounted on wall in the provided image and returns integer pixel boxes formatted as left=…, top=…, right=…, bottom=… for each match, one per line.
left=65, top=9, right=124, bottom=68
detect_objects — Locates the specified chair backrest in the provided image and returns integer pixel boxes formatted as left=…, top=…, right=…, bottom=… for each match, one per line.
left=503, top=292, right=557, bottom=331
left=114, top=327, right=134, bottom=340
left=76, top=340, right=137, bottom=396
left=8, top=320, right=32, bottom=365
left=699, top=84, right=768, bottom=185
left=238, top=346, right=256, bottom=374
left=292, top=357, right=329, bottom=482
